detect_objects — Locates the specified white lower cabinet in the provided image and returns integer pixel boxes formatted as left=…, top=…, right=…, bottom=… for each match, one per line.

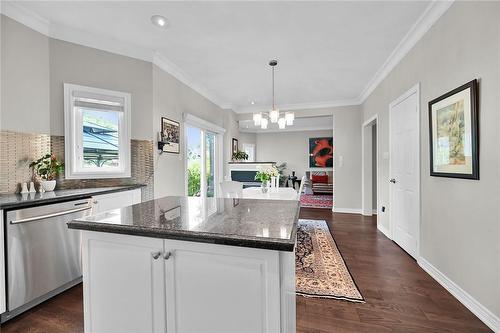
left=0, top=211, right=5, bottom=314
left=91, top=189, right=141, bottom=214
left=82, top=232, right=294, bottom=333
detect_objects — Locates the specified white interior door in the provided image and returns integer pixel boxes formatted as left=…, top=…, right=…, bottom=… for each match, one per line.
left=389, top=85, right=420, bottom=258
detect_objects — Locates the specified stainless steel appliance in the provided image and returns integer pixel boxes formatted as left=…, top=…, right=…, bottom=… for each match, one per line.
left=1, top=198, right=93, bottom=322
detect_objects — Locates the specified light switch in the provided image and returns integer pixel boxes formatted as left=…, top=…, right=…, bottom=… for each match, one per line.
left=383, top=152, right=389, bottom=160
left=338, top=155, right=344, bottom=167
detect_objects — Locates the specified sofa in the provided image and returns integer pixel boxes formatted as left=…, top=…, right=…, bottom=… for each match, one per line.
left=305, top=171, right=333, bottom=195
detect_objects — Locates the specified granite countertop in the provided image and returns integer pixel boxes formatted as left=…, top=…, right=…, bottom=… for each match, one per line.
left=0, top=185, right=144, bottom=210
left=69, top=196, right=299, bottom=252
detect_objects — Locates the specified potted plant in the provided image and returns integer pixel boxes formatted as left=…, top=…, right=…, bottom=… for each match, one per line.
left=255, top=166, right=279, bottom=193
left=29, top=153, right=64, bottom=192
left=232, top=151, right=249, bottom=162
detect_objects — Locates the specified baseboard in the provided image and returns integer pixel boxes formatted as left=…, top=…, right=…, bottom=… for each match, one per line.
left=377, top=224, right=391, bottom=239
left=333, top=207, right=362, bottom=214
left=418, top=257, right=500, bottom=332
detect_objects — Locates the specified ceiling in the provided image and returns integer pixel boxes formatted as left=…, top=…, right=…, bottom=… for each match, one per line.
left=4, top=1, right=436, bottom=112
left=240, top=115, right=333, bottom=133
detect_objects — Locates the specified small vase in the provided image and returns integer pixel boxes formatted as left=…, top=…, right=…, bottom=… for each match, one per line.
left=41, top=180, right=56, bottom=192
left=261, top=180, right=269, bottom=194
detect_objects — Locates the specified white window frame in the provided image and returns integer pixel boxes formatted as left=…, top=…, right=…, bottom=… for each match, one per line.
left=64, top=83, right=131, bottom=179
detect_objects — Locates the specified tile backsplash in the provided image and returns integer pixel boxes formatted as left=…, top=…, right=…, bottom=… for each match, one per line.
left=0, top=130, right=154, bottom=201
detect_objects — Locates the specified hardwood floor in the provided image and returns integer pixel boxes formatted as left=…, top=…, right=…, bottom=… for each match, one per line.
left=1, top=209, right=491, bottom=332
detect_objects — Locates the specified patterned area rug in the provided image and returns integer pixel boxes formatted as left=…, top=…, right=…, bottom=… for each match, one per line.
left=295, top=219, right=365, bottom=303
left=300, top=194, right=333, bottom=209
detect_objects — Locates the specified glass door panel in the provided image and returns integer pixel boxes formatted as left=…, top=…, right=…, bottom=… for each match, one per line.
left=187, top=126, right=202, bottom=197
left=205, top=132, right=216, bottom=197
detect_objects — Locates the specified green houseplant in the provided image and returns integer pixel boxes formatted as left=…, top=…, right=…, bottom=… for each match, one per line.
left=29, top=153, right=64, bottom=191
left=255, top=166, right=279, bottom=193
left=232, top=151, right=249, bottom=162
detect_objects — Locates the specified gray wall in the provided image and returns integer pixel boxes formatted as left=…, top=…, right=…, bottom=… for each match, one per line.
left=362, top=2, right=500, bottom=318
left=1, top=15, right=50, bottom=134
left=49, top=39, right=154, bottom=140
left=153, top=64, right=238, bottom=197
left=253, top=105, right=362, bottom=211
left=256, top=129, right=333, bottom=179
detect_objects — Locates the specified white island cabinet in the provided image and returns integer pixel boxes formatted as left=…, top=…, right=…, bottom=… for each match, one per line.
left=0, top=211, right=5, bottom=314
left=72, top=196, right=298, bottom=333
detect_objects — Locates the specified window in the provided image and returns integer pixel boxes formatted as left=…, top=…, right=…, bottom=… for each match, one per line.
left=64, top=84, right=131, bottom=179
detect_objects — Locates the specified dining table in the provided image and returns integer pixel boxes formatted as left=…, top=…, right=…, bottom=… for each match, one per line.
left=242, top=187, right=299, bottom=201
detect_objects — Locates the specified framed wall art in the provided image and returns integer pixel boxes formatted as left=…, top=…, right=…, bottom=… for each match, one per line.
left=232, top=138, right=239, bottom=155
left=428, top=79, right=479, bottom=179
left=309, top=137, right=333, bottom=168
left=161, top=117, right=180, bottom=154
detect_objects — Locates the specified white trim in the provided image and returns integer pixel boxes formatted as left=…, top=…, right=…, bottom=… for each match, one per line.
left=361, top=114, right=378, bottom=217
left=418, top=257, right=500, bottom=332
left=153, top=53, right=231, bottom=110
left=64, top=83, right=131, bottom=179
left=0, top=1, right=50, bottom=35
left=183, top=113, right=226, bottom=134
left=377, top=224, right=391, bottom=239
left=357, top=0, right=453, bottom=102
left=332, top=207, right=362, bottom=214
left=388, top=83, right=420, bottom=258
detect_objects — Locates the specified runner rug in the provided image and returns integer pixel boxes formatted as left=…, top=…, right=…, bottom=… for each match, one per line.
left=295, top=219, right=365, bottom=303
left=300, top=194, right=333, bottom=209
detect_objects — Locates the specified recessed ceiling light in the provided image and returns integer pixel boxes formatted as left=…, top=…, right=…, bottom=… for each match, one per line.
left=151, top=15, right=169, bottom=28
left=251, top=101, right=255, bottom=105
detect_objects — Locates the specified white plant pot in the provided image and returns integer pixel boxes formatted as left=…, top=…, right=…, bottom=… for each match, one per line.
left=41, top=180, right=56, bottom=192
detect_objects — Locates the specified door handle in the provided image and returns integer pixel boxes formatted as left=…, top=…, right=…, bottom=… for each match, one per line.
left=151, top=251, right=162, bottom=260
left=389, top=178, right=397, bottom=184
left=163, top=251, right=172, bottom=260
left=10, top=206, right=92, bottom=224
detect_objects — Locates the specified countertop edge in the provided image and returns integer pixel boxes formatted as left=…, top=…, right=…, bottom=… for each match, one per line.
left=68, top=219, right=297, bottom=252
left=0, top=184, right=145, bottom=210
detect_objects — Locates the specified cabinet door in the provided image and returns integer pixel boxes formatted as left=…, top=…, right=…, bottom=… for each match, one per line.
left=0, top=211, right=5, bottom=314
left=82, top=232, right=165, bottom=333
left=164, top=240, right=281, bottom=333
left=92, top=189, right=141, bottom=214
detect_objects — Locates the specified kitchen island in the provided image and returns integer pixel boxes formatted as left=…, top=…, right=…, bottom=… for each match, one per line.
left=68, top=196, right=299, bottom=333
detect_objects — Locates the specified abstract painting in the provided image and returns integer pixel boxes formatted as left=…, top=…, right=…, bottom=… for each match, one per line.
left=429, top=79, right=478, bottom=179
left=309, top=137, right=333, bottom=168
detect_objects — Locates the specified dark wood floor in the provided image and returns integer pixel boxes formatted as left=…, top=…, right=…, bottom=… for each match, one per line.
left=1, top=208, right=491, bottom=333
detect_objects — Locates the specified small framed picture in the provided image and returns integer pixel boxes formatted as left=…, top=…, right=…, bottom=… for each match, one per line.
left=232, top=138, right=238, bottom=155
left=161, top=117, right=180, bottom=154
left=429, top=79, right=479, bottom=179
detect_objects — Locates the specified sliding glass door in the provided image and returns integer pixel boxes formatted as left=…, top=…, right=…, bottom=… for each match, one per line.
left=186, top=126, right=218, bottom=197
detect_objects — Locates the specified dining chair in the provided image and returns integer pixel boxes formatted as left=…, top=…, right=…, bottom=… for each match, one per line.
left=219, top=181, right=243, bottom=198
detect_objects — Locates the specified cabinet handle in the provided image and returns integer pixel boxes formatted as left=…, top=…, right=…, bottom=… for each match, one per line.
left=151, top=251, right=162, bottom=260
left=163, top=251, right=172, bottom=260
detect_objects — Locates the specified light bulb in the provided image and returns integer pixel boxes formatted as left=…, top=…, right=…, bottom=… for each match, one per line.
left=269, top=109, right=279, bottom=123
left=253, top=113, right=262, bottom=126
left=285, top=112, right=294, bottom=126
left=260, top=118, right=268, bottom=129
left=278, top=117, right=286, bottom=129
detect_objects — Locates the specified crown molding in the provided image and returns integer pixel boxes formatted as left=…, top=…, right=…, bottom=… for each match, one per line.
left=234, top=98, right=361, bottom=114
left=1, top=1, right=50, bottom=35
left=152, top=53, right=231, bottom=110
left=239, top=124, right=333, bottom=134
left=357, top=0, right=454, bottom=103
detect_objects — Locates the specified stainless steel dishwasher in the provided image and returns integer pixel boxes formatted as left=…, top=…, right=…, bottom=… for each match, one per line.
left=1, top=198, right=93, bottom=322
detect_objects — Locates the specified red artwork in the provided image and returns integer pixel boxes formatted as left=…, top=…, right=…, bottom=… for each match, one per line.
left=309, top=137, right=333, bottom=168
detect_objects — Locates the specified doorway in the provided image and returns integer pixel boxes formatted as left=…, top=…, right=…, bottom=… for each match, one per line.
left=186, top=126, right=217, bottom=197
left=389, top=84, right=420, bottom=259
left=361, top=115, right=378, bottom=217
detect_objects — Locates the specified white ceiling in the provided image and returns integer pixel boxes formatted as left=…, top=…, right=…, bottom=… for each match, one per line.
left=4, top=1, right=441, bottom=112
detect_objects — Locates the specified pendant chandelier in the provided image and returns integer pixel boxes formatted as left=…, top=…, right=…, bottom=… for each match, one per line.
left=253, top=60, right=294, bottom=130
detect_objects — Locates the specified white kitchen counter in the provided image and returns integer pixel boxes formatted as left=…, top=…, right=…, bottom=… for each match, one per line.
left=242, top=187, right=299, bottom=201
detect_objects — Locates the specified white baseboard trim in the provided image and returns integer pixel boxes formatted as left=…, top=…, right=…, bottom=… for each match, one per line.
left=377, top=224, right=391, bottom=239
left=333, top=207, right=362, bottom=214
left=418, top=257, right=500, bottom=332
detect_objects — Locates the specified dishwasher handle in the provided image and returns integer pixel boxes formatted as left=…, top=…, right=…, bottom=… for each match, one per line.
left=10, top=205, right=92, bottom=225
